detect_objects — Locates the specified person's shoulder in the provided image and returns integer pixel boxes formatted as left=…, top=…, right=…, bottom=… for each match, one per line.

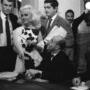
left=57, top=15, right=67, bottom=23
left=14, top=26, right=24, bottom=33
left=54, top=15, right=70, bottom=28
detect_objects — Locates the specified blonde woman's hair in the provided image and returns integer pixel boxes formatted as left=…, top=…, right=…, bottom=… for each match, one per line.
left=20, top=5, right=41, bottom=28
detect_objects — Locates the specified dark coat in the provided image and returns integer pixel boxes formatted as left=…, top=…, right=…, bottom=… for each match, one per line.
left=37, top=50, right=75, bottom=84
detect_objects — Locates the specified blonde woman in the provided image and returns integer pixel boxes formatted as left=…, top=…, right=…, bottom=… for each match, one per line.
left=13, top=5, right=43, bottom=75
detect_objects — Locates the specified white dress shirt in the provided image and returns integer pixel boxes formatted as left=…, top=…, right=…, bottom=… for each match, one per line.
left=0, top=11, right=13, bottom=46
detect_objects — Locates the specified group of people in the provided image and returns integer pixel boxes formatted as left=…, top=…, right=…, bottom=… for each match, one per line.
left=0, top=0, right=90, bottom=85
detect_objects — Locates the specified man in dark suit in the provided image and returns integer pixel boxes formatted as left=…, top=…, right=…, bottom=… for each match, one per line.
left=0, top=0, right=20, bottom=72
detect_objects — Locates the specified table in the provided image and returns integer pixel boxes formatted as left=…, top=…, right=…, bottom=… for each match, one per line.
left=0, top=79, right=71, bottom=90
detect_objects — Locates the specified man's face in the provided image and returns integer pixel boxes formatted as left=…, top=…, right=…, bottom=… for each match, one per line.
left=44, top=3, right=57, bottom=18
left=20, top=10, right=32, bottom=26
left=65, top=12, right=74, bottom=24
left=2, top=0, right=13, bottom=15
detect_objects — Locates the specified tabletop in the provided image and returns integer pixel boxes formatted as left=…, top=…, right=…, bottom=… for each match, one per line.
left=0, top=79, right=71, bottom=90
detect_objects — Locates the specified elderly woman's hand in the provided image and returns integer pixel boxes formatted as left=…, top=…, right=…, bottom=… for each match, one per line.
left=18, top=51, right=29, bottom=60
left=72, top=77, right=81, bottom=86
left=25, top=69, right=42, bottom=79
left=18, top=51, right=25, bottom=60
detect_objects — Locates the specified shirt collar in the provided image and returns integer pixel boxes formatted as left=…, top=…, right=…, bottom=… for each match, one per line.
left=51, top=13, right=57, bottom=21
left=1, top=11, right=6, bottom=19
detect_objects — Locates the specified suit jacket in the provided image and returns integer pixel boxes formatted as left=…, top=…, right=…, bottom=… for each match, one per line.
left=72, top=13, right=85, bottom=41
left=0, top=13, right=20, bottom=71
left=0, top=13, right=20, bottom=33
left=41, top=15, right=73, bottom=49
left=43, top=15, right=72, bottom=38
left=72, top=13, right=86, bottom=64
left=9, top=13, right=21, bottom=30
left=37, top=50, right=75, bottom=83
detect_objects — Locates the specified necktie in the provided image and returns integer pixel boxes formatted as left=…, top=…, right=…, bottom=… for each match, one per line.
left=46, top=18, right=52, bottom=35
left=47, top=18, right=52, bottom=30
left=6, top=16, right=11, bottom=46
left=0, top=17, right=3, bottom=33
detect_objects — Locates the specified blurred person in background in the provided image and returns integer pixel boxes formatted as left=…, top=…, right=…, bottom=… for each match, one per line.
left=65, top=9, right=74, bottom=62
left=0, top=0, right=20, bottom=72
left=72, top=9, right=90, bottom=81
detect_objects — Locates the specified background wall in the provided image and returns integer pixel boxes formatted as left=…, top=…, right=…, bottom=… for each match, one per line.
left=38, top=0, right=84, bottom=18
left=21, top=0, right=84, bottom=18
left=0, top=0, right=84, bottom=19
left=22, top=0, right=39, bottom=9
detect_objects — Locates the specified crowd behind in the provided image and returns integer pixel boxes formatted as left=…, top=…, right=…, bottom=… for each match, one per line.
left=0, top=0, right=90, bottom=85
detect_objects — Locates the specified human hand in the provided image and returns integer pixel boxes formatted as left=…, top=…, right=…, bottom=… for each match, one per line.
left=72, top=77, right=81, bottom=86
left=18, top=51, right=25, bottom=60
left=25, top=69, right=42, bottom=79
left=37, top=41, right=44, bottom=51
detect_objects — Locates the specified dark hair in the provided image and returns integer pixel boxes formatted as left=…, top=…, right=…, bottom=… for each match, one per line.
left=65, top=9, right=74, bottom=16
left=44, top=0, right=59, bottom=9
left=1, top=0, right=14, bottom=4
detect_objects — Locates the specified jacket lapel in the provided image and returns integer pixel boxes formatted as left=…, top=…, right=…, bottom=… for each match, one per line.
left=0, top=16, right=3, bottom=33
left=46, top=15, right=60, bottom=35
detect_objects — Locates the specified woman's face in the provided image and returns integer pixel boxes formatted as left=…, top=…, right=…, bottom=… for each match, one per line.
left=20, top=9, right=32, bottom=26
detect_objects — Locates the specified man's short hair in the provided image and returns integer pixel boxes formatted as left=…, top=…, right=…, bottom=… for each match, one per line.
left=65, top=9, right=74, bottom=16
left=1, top=0, right=14, bottom=3
left=44, top=0, right=59, bottom=9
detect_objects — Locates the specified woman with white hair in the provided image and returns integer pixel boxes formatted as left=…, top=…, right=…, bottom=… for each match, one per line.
left=12, top=5, right=43, bottom=75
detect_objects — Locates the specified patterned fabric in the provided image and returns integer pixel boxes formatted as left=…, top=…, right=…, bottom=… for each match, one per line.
left=13, top=26, right=42, bottom=70
left=19, top=27, right=39, bottom=53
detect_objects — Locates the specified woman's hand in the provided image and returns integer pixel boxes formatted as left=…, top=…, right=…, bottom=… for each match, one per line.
left=25, top=69, right=42, bottom=79
left=18, top=51, right=25, bottom=60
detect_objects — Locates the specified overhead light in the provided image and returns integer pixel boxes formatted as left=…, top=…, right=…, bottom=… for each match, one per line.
left=85, top=1, right=90, bottom=9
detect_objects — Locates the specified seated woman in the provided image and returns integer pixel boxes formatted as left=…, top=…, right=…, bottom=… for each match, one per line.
left=13, top=5, right=43, bottom=75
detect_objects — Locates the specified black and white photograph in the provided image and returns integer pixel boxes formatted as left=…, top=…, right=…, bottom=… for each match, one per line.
left=0, top=0, right=90, bottom=90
